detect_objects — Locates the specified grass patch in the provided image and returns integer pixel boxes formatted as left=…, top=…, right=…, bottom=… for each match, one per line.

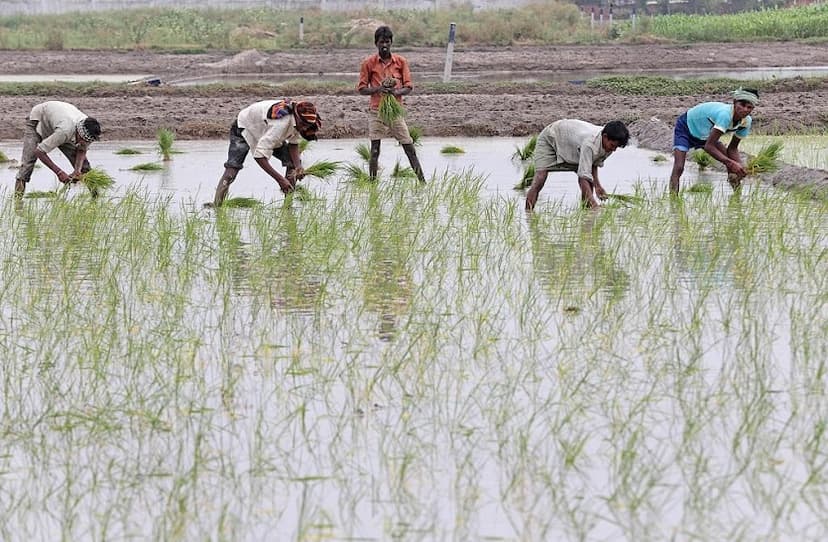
left=23, top=190, right=58, bottom=199
left=690, top=149, right=715, bottom=170
left=130, top=162, right=164, bottom=171
left=222, top=197, right=261, bottom=208
left=115, top=148, right=142, bottom=155
left=440, top=145, right=465, bottom=155
left=686, top=182, right=714, bottom=194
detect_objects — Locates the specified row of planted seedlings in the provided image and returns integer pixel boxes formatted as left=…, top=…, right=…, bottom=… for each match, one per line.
left=1, top=154, right=827, bottom=539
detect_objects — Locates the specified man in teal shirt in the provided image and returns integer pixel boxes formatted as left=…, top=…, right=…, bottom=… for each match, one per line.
left=669, top=88, right=758, bottom=192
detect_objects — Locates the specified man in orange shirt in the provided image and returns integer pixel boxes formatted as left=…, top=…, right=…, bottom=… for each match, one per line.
left=357, top=26, right=426, bottom=183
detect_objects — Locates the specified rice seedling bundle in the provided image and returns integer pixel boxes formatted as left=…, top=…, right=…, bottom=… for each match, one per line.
left=512, top=135, right=537, bottom=162
left=441, top=145, right=465, bottom=154
left=606, top=193, right=645, bottom=204
left=79, top=168, right=115, bottom=191
left=157, top=128, right=175, bottom=161
left=378, top=94, right=405, bottom=124
left=514, top=163, right=535, bottom=190
left=355, top=143, right=371, bottom=163
left=115, top=148, right=141, bottom=155
left=130, top=162, right=163, bottom=171
left=24, top=190, right=58, bottom=199
left=408, top=124, right=422, bottom=145
left=302, top=160, right=341, bottom=179
left=746, top=141, right=783, bottom=175
left=344, top=163, right=373, bottom=183
left=690, top=149, right=714, bottom=170
left=223, top=197, right=261, bottom=208
left=0, top=150, right=9, bottom=162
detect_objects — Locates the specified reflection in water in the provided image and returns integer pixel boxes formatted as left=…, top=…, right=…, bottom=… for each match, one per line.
left=216, top=204, right=323, bottom=316
left=362, top=188, right=413, bottom=342
left=528, top=211, right=629, bottom=308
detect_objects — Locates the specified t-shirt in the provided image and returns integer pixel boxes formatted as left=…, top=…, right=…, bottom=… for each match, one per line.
left=28, top=101, right=87, bottom=153
left=357, top=53, right=412, bottom=110
left=236, top=101, right=302, bottom=159
left=543, top=119, right=612, bottom=182
left=686, top=102, right=751, bottom=141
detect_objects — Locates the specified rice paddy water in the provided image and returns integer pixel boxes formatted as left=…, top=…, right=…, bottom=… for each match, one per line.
left=0, top=136, right=826, bottom=540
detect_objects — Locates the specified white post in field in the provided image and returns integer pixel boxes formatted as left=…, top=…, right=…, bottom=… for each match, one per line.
left=299, top=16, right=304, bottom=43
left=442, top=22, right=457, bottom=83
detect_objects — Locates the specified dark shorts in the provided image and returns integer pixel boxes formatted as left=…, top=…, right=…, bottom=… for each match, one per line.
left=223, top=121, right=293, bottom=170
left=673, top=112, right=707, bottom=152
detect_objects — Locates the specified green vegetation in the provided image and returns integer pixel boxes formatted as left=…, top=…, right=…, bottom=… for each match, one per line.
left=513, top=135, right=538, bottom=162
left=515, top=162, right=536, bottom=190
left=222, top=196, right=261, bottom=208
left=378, top=94, right=405, bottom=124
left=440, top=145, right=465, bottom=154
left=156, top=128, right=175, bottom=160
left=585, top=75, right=826, bottom=96
left=0, top=149, right=9, bottom=162
left=115, top=148, right=142, bottom=155
left=302, top=160, right=341, bottom=179
left=690, top=149, right=715, bottom=170
left=130, top=162, right=164, bottom=171
left=78, top=168, right=116, bottom=192
left=408, top=125, right=423, bottom=146
left=355, top=143, right=371, bottom=163
left=746, top=141, right=784, bottom=174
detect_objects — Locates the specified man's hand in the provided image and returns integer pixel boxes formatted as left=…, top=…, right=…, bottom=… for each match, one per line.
left=294, top=167, right=305, bottom=181
left=525, top=187, right=539, bottom=211
left=595, top=184, right=608, bottom=200
left=727, top=160, right=747, bottom=178
left=57, top=171, right=71, bottom=184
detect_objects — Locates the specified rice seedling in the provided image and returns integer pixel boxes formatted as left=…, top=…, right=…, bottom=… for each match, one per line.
left=690, top=149, right=715, bottom=170
left=378, top=94, right=405, bottom=124
left=289, top=185, right=322, bottom=202
left=686, top=182, right=714, bottom=194
left=302, top=160, right=340, bottom=180
left=299, top=139, right=310, bottom=152
left=512, top=134, right=537, bottom=162
left=157, top=128, right=175, bottom=161
left=23, top=190, right=58, bottom=198
left=514, top=163, right=535, bottom=190
left=355, top=143, right=371, bottom=163
left=0, top=149, right=9, bottom=162
left=130, top=162, right=164, bottom=171
left=391, top=161, right=416, bottom=179
left=746, top=141, right=783, bottom=175
left=344, top=163, right=373, bottom=183
left=650, top=154, right=668, bottom=163
left=440, top=145, right=465, bottom=154
left=605, top=193, right=645, bottom=204
left=78, top=168, right=115, bottom=192
left=407, top=124, right=423, bottom=146
left=222, top=197, right=261, bottom=208
left=115, top=148, right=142, bottom=155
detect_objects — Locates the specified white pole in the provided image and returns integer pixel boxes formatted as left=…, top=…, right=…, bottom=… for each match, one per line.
left=442, top=22, right=456, bottom=83
left=299, top=16, right=304, bottom=44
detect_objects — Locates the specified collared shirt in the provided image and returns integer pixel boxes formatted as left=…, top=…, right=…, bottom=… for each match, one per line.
left=28, top=101, right=87, bottom=153
left=687, top=102, right=751, bottom=140
left=236, top=101, right=302, bottom=159
left=546, top=119, right=612, bottom=182
left=357, top=53, right=412, bottom=110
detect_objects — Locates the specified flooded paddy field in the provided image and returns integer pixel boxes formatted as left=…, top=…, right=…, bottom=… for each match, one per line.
left=0, top=137, right=827, bottom=540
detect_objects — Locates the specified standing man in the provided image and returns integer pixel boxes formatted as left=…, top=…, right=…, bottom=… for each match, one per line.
left=669, top=88, right=758, bottom=192
left=357, top=25, right=426, bottom=183
left=212, top=99, right=322, bottom=207
left=525, top=120, right=630, bottom=211
left=15, top=100, right=101, bottom=198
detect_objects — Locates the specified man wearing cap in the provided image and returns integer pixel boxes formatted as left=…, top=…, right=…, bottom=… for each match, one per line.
left=525, top=119, right=630, bottom=211
left=669, top=87, right=759, bottom=193
left=212, top=99, right=322, bottom=207
left=14, top=100, right=102, bottom=198
left=357, top=25, right=426, bottom=183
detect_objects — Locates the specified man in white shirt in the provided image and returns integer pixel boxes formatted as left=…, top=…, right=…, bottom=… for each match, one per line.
left=212, top=99, right=322, bottom=207
left=15, top=101, right=102, bottom=198
left=525, top=119, right=629, bottom=211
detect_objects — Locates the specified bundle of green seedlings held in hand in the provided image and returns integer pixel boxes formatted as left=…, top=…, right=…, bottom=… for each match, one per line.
left=76, top=168, right=116, bottom=192
left=378, top=77, right=405, bottom=124
left=746, top=141, right=783, bottom=175
left=302, top=160, right=341, bottom=180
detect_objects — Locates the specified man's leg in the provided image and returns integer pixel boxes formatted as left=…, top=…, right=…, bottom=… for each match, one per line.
left=15, top=120, right=41, bottom=199
left=401, top=143, right=425, bottom=183
left=369, top=140, right=381, bottom=181
left=669, top=149, right=687, bottom=194
left=214, top=122, right=248, bottom=207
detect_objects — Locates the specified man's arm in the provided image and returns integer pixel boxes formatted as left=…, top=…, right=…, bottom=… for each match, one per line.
left=590, top=165, right=607, bottom=200
left=703, top=129, right=746, bottom=177
left=34, top=129, right=74, bottom=182
left=33, top=148, right=71, bottom=183
left=254, top=157, right=293, bottom=194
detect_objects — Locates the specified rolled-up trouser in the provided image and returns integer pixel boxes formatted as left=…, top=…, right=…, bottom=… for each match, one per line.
left=15, top=120, right=90, bottom=185
left=223, top=121, right=293, bottom=170
left=367, top=109, right=413, bottom=144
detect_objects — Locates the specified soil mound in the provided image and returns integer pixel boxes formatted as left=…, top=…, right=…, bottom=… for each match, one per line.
left=201, top=49, right=268, bottom=72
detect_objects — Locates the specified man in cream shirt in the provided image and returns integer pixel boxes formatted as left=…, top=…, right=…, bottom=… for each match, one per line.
left=525, top=119, right=629, bottom=211
left=212, top=99, right=322, bottom=207
left=15, top=100, right=102, bottom=198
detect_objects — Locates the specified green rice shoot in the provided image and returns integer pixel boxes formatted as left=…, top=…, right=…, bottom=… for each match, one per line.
left=378, top=94, right=405, bottom=124
left=344, top=163, right=373, bottom=184
left=130, top=162, right=164, bottom=171
left=690, top=149, right=715, bottom=170
left=391, top=161, right=416, bottom=179
left=746, top=141, right=783, bottom=175
left=514, top=163, right=535, bottom=190
left=408, top=124, right=422, bottom=146
left=24, top=190, right=58, bottom=199
left=157, top=128, right=175, bottom=161
left=303, top=160, right=341, bottom=180
left=512, top=135, right=537, bottom=162
left=0, top=149, right=9, bottom=162
left=222, top=197, right=261, bottom=208
left=355, top=143, right=371, bottom=163
left=606, top=193, right=645, bottom=204
left=440, top=145, right=465, bottom=154
left=79, top=168, right=116, bottom=191
left=115, top=148, right=142, bottom=155
left=299, top=139, right=310, bottom=152
left=651, top=154, right=668, bottom=163
left=686, top=182, right=714, bottom=194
